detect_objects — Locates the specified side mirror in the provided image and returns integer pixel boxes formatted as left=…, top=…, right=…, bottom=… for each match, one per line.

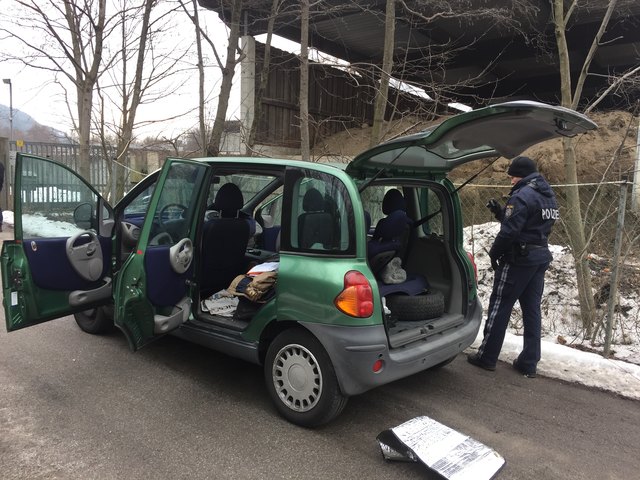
left=74, top=202, right=94, bottom=229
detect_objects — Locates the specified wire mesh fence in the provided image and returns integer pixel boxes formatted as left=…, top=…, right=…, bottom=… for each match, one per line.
left=456, top=181, right=640, bottom=258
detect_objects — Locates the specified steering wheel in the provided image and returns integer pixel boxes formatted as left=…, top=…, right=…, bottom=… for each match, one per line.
left=149, top=232, right=173, bottom=246
left=159, top=203, right=188, bottom=227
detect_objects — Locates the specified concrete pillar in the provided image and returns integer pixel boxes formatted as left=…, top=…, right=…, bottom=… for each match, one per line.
left=632, top=117, right=640, bottom=212
left=240, top=35, right=256, bottom=155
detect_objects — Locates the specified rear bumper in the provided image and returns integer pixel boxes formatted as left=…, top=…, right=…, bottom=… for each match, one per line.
left=302, top=298, right=482, bottom=396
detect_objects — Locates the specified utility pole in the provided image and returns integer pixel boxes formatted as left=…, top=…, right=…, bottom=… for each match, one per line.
left=2, top=79, right=12, bottom=144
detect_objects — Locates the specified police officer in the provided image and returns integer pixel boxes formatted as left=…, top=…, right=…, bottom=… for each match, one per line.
left=467, top=156, right=558, bottom=378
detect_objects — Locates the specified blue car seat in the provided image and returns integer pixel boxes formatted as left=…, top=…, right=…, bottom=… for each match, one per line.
left=367, top=189, right=429, bottom=297
left=368, top=189, right=412, bottom=274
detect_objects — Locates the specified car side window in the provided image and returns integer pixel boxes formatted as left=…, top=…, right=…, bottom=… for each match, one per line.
left=259, top=189, right=283, bottom=228
left=19, top=156, right=101, bottom=238
left=151, top=163, right=207, bottom=245
left=124, top=182, right=156, bottom=218
left=286, top=171, right=354, bottom=254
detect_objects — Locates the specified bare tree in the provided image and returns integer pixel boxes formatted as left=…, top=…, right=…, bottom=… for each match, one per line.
left=206, top=0, right=244, bottom=156
left=181, top=0, right=246, bottom=157
left=0, top=1, right=117, bottom=180
left=182, top=0, right=208, bottom=156
left=356, top=0, right=540, bottom=146
left=93, top=0, right=191, bottom=200
left=179, top=0, right=208, bottom=156
left=551, top=0, right=619, bottom=336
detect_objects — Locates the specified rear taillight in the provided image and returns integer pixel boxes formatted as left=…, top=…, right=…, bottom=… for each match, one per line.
left=334, top=270, right=373, bottom=318
left=466, top=251, right=478, bottom=284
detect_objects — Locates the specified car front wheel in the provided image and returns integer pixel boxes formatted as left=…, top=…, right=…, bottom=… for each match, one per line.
left=74, top=306, right=115, bottom=334
left=264, top=328, right=348, bottom=427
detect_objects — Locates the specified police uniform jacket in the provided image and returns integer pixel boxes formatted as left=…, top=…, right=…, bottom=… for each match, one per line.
left=488, top=173, right=558, bottom=266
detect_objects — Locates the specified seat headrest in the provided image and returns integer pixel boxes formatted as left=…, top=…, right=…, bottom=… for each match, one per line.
left=375, top=209, right=410, bottom=241
left=302, top=188, right=325, bottom=212
left=382, top=189, right=406, bottom=215
left=213, top=183, right=244, bottom=218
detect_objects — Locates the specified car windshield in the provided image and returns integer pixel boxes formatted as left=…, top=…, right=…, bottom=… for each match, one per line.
left=208, top=173, right=278, bottom=208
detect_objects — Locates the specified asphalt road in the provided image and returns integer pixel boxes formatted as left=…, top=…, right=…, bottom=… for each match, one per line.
left=2, top=311, right=640, bottom=480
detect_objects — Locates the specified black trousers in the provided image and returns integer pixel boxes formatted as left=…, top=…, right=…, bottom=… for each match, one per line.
left=477, top=261, right=550, bottom=372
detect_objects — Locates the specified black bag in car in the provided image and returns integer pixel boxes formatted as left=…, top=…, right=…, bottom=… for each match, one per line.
left=233, top=297, right=263, bottom=321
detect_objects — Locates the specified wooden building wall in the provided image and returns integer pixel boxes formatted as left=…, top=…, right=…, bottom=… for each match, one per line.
left=254, top=43, right=376, bottom=149
left=253, top=42, right=435, bottom=150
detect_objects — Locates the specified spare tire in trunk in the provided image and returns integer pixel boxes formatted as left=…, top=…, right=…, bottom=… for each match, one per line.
left=386, top=290, right=445, bottom=321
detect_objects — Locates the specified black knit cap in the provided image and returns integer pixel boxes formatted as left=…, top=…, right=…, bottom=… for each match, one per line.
left=507, top=156, right=538, bottom=178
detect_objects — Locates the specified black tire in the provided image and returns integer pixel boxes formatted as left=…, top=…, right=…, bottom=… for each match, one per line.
left=386, top=290, right=445, bottom=321
left=74, top=306, right=115, bottom=334
left=264, top=328, right=348, bottom=428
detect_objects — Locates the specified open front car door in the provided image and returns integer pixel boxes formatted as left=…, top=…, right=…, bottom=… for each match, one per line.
left=2, top=153, right=115, bottom=331
left=113, top=159, right=208, bottom=350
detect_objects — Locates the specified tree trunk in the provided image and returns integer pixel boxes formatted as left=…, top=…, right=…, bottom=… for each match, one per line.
left=553, top=0, right=596, bottom=335
left=77, top=82, right=93, bottom=182
left=65, top=0, right=107, bottom=182
left=208, top=0, right=243, bottom=156
left=192, top=0, right=207, bottom=156
left=562, top=137, right=596, bottom=334
left=370, top=0, right=395, bottom=147
left=299, top=0, right=310, bottom=160
left=114, top=0, right=155, bottom=200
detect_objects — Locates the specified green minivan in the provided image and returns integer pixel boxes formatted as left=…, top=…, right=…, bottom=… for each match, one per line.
left=2, top=101, right=596, bottom=426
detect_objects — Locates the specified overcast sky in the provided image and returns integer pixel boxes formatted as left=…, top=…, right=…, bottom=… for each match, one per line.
left=0, top=4, right=245, bottom=139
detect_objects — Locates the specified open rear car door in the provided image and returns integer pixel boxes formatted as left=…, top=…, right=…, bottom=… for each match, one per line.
left=2, top=153, right=115, bottom=331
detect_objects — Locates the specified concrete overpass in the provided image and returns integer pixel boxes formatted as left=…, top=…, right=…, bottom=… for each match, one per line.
left=199, top=0, right=640, bottom=109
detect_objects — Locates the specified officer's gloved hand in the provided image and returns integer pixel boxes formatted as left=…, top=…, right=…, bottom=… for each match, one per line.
left=486, top=198, right=503, bottom=221
left=490, top=255, right=500, bottom=271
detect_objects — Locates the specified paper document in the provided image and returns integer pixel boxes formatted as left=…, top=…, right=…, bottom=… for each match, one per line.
left=247, top=262, right=279, bottom=275
left=377, top=416, right=505, bottom=479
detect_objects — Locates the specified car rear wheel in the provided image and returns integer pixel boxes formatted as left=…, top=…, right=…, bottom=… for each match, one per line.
left=74, top=306, right=115, bottom=334
left=264, top=328, right=348, bottom=427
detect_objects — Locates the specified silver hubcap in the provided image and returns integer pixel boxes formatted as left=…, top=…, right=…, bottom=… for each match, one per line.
left=272, top=343, right=322, bottom=412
